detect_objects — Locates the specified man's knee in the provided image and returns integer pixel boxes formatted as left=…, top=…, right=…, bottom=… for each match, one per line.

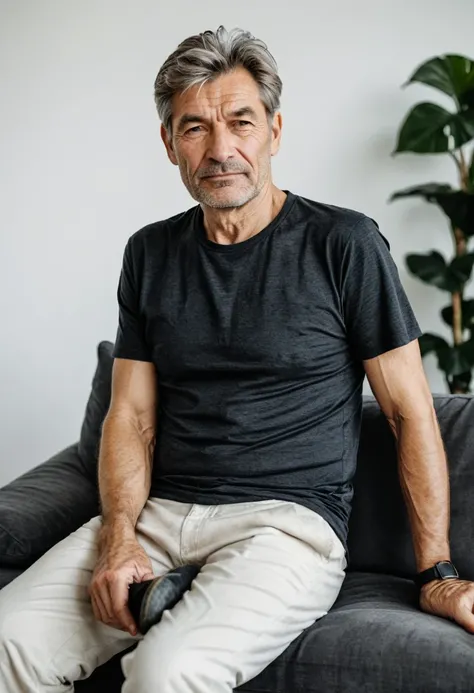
left=1, top=617, right=45, bottom=685
left=122, top=638, right=227, bottom=692
left=0, top=613, right=71, bottom=689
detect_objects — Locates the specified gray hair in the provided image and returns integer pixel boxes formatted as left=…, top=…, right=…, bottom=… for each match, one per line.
left=154, top=26, right=282, bottom=134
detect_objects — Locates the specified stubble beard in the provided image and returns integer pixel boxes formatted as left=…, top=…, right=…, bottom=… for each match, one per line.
left=191, top=177, right=262, bottom=209
left=180, top=159, right=271, bottom=210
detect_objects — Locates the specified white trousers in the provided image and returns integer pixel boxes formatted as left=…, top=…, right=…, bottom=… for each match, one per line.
left=0, top=497, right=347, bottom=692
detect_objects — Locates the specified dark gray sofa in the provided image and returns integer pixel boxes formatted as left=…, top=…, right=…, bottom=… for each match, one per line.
left=1, top=340, right=474, bottom=692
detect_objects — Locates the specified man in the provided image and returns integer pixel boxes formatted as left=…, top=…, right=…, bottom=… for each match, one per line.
left=1, top=25, right=474, bottom=693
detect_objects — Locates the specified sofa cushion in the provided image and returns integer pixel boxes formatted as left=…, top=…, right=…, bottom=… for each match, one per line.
left=0, top=567, right=24, bottom=590
left=78, top=341, right=114, bottom=480
left=348, top=394, right=474, bottom=582
left=74, top=572, right=474, bottom=693
left=246, top=571, right=474, bottom=693
left=0, top=443, right=100, bottom=568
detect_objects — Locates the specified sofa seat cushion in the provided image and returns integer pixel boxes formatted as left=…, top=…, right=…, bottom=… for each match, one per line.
left=75, top=571, right=474, bottom=693
left=244, top=571, right=474, bottom=693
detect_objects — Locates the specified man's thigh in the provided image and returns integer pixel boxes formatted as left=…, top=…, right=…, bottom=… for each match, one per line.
left=0, top=508, right=174, bottom=691
left=121, top=501, right=346, bottom=692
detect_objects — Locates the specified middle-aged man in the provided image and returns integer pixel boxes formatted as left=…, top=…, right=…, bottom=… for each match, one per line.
left=1, top=25, right=474, bottom=693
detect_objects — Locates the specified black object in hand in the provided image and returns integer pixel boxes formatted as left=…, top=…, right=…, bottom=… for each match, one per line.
left=128, top=564, right=200, bottom=635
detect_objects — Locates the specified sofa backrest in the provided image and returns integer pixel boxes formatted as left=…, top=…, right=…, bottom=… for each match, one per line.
left=348, top=394, right=474, bottom=581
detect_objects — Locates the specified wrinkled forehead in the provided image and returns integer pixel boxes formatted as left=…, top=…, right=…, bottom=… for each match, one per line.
left=170, top=68, right=267, bottom=126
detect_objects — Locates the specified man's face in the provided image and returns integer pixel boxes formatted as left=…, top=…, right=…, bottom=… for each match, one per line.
left=161, top=67, right=282, bottom=209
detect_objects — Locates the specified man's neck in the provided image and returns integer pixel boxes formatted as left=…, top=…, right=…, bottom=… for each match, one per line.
left=201, top=185, right=287, bottom=246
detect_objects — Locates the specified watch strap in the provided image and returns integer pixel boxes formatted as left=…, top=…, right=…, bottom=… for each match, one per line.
left=415, top=561, right=459, bottom=589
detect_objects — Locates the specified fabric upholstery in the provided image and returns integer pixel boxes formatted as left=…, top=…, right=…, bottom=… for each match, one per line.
left=76, top=572, right=474, bottom=693
left=348, top=394, right=474, bottom=581
left=0, top=443, right=99, bottom=568
left=246, top=572, right=474, bottom=693
left=78, top=340, right=114, bottom=480
left=0, top=567, right=24, bottom=589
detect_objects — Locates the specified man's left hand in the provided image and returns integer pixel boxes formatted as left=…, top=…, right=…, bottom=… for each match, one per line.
left=420, top=579, right=474, bottom=633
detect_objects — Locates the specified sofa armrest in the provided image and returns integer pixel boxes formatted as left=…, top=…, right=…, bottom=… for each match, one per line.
left=0, top=443, right=100, bottom=568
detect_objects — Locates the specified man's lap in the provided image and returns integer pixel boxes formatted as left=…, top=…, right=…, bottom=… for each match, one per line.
left=0, top=498, right=346, bottom=691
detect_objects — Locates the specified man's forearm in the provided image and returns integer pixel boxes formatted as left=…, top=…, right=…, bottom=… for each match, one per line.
left=98, top=413, right=155, bottom=534
left=393, top=407, right=450, bottom=572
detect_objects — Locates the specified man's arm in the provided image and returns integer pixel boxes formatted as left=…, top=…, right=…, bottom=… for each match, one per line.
left=363, top=339, right=449, bottom=571
left=363, top=339, right=474, bottom=632
left=89, top=357, right=158, bottom=634
left=98, top=357, right=158, bottom=535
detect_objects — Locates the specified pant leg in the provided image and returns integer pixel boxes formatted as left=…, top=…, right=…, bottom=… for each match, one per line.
left=121, top=499, right=346, bottom=693
left=0, top=502, right=179, bottom=693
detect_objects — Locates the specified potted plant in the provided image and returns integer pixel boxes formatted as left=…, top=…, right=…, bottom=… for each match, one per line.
left=391, top=54, right=474, bottom=393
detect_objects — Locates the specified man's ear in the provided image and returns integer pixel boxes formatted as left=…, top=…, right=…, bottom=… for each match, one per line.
left=160, top=124, right=178, bottom=166
left=270, top=112, right=282, bottom=157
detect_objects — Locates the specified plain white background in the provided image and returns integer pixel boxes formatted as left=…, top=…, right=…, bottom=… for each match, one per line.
left=1, top=0, right=473, bottom=485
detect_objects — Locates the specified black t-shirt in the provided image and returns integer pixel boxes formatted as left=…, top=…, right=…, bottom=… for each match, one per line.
left=113, top=190, right=422, bottom=551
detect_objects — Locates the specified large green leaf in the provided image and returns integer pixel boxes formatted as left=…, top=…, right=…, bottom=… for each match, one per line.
left=435, top=191, right=474, bottom=236
left=437, top=344, right=473, bottom=376
left=405, top=55, right=474, bottom=103
left=390, top=183, right=453, bottom=201
left=461, top=337, right=474, bottom=365
left=450, top=370, right=472, bottom=393
left=441, top=299, right=474, bottom=330
left=463, top=89, right=474, bottom=110
left=419, top=332, right=474, bottom=376
left=391, top=183, right=454, bottom=200
left=450, top=253, right=474, bottom=284
left=394, top=102, right=474, bottom=153
left=419, top=332, right=450, bottom=356
left=390, top=184, right=474, bottom=236
left=406, top=251, right=463, bottom=291
left=469, top=154, right=474, bottom=192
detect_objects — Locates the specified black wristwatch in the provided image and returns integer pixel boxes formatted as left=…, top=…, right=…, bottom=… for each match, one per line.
left=415, top=560, right=459, bottom=589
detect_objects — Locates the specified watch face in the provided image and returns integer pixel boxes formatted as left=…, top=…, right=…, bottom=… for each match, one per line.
left=437, top=561, right=458, bottom=579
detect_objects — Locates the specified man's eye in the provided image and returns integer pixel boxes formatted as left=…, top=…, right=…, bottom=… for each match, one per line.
left=237, top=120, right=252, bottom=127
left=186, top=126, right=203, bottom=134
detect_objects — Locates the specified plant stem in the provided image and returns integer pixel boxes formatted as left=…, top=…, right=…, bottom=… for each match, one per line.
left=450, top=147, right=469, bottom=393
left=452, top=291, right=463, bottom=345
left=459, top=148, right=469, bottom=191
left=449, top=151, right=462, bottom=176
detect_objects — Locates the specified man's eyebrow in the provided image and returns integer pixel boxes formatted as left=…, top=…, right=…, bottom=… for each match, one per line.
left=176, top=107, right=259, bottom=131
left=176, top=114, right=206, bottom=131
left=229, top=107, right=259, bottom=119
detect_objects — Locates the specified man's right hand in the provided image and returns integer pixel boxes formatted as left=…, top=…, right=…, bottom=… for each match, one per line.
left=88, top=524, right=155, bottom=636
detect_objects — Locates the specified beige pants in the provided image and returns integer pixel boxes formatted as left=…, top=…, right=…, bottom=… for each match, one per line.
left=0, top=497, right=347, bottom=692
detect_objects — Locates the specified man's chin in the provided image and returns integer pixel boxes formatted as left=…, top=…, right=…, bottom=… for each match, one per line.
left=201, top=198, right=248, bottom=209
left=193, top=185, right=258, bottom=209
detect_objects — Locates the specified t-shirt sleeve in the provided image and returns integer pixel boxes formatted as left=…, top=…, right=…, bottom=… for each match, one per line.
left=339, top=216, right=423, bottom=361
left=112, top=238, right=152, bottom=362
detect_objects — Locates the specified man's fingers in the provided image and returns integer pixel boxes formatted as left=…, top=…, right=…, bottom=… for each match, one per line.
left=97, top=582, right=115, bottom=622
left=110, top=578, right=138, bottom=635
left=90, top=594, right=100, bottom=622
left=91, top=592, right=108, bottom=625
left=454, top=605, right=474, bottom=634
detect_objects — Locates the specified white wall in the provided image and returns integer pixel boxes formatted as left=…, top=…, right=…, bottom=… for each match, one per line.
left=1, top=0, right=473, bottom=485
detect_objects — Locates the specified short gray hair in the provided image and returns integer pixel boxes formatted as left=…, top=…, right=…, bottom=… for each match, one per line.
left=154, top=26, right=282, bottom=134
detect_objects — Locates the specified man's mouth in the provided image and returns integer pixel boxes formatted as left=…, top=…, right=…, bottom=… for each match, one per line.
left=202, top=172, right=244, bottom=179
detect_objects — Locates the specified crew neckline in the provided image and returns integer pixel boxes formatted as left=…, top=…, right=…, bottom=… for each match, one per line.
left=194, top=190, right=296, bottom=254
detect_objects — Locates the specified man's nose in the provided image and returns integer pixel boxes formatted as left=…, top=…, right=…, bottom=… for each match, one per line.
left=206, top=126, right=233, bottom=163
